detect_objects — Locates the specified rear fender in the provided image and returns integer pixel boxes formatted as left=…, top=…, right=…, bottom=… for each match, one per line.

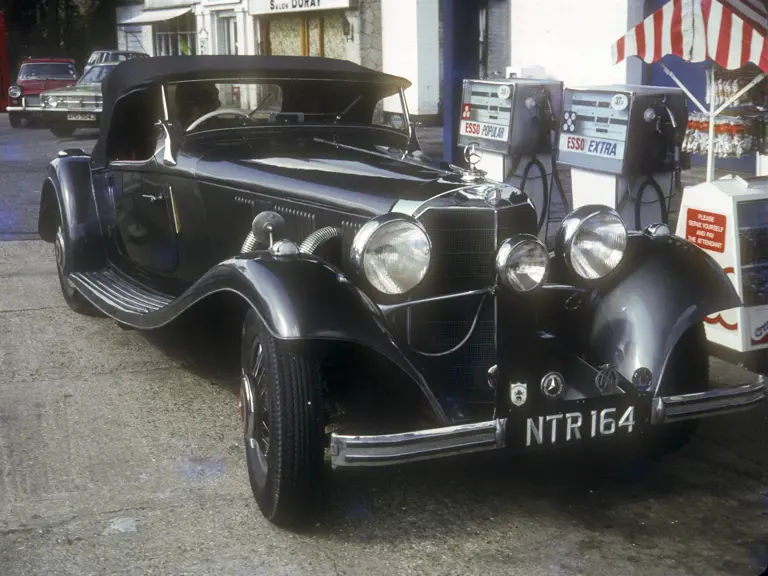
left=38, top=153, right=105, bottom=272
left=583, top=233, right=740, bottom=396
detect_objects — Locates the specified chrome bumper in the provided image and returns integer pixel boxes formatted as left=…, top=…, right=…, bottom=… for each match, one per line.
left=330, top=420, right=507, bottom=469
left=330, top=381, right=766, bottom=468
left=651, top=380, right=766, bottom=424
left=7, top=105, right=42, bottom=112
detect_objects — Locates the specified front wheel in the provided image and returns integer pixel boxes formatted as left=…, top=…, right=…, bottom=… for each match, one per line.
left=50, top=123, right=75, bottom=138
left=240, top=309, right=325, bottom=527
left=647, top=323, right=709, bottom=457
left=8, top=112, right=24, bottom=128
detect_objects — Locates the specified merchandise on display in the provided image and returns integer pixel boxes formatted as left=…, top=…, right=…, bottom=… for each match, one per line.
left=682, top=114, right=758, bottom=158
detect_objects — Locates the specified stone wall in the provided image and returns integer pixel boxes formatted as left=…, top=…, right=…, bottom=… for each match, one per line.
left=356, top=0, right=382, bottom=71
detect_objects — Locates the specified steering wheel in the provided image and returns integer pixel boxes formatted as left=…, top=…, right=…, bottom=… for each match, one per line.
left=185, top=108, right=251, bottom=132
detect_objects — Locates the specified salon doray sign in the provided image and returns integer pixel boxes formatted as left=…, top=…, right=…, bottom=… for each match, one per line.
left=249, top=0, right=353, bottom=15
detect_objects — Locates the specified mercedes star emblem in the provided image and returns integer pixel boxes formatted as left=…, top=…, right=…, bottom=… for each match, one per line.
left=540, top=372, right=565, bottom=399
left=463, top=143, right=483, bottom=168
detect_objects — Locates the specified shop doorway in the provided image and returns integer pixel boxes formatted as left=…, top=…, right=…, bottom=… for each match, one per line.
left=258, top=12, right=346, bottom=58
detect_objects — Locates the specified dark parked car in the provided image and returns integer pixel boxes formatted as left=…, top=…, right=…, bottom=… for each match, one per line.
left=37, top=55, right=765, bottom=528
left=6, top=57, right=77, bottom=127
left=83, top=49, right=149, bottom=75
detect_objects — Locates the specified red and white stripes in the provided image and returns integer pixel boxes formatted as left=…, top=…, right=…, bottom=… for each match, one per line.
left=611, top=0, right=767, bottom=72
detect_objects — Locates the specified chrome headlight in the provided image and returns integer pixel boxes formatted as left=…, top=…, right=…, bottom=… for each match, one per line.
left=42, top=95, right=57, bottom=107
left=8, top=86, right=21, bottom=98
left=495, top=234, right=549, bottom=292
left=350, top=213, right=431, bottom=295
left=557, top=205, right=627, bottom=280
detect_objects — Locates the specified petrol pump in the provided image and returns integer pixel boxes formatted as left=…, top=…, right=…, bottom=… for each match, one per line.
left=557, top=85, right=689, bottom=230
left=456, top=78, right=567, bottom=239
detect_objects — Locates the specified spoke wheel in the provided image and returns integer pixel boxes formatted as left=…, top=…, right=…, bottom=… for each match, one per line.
left=240, top=309, right=325, bottom=527
left=241, top=341, right=270, bottom=488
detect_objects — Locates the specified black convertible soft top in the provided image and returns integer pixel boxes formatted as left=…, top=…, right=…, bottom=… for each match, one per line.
left=102, top=55, right=411, bottom=105
left=91, top=55, right=411, bottom=169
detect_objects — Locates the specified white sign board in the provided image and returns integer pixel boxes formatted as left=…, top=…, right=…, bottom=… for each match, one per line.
left=249, top=0, right=352, bottom=15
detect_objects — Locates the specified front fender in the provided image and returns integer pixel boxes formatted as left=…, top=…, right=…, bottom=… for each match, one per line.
left=73, top=253, right=450, bottom=426
left=38, top=153, right=104, bottom=272
left=584, top=233, right=740, bottom=395
left=212, top=256, right=449, bottom=423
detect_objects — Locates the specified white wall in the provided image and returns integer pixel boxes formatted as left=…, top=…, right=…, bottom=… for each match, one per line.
left=116, top=4, right=154, bottom=54
left=145, top=0, right=194, bottom=8
left=509, top=0, right=645, bottom=87
left=381, top=0, right=440, bottom=115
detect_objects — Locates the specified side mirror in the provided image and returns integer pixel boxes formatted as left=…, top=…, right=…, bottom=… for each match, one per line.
left=154, top=119, right=180, bottom=167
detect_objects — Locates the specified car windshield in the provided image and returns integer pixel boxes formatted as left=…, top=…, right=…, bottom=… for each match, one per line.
left=78, top=64, right=116, bottom=85
left=18, top=62, right=76, bottom=80
left=166, top=79, right=408, bottom=134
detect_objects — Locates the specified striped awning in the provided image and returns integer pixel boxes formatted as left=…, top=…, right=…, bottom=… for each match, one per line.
left=611, top=0, right=768, bottom=72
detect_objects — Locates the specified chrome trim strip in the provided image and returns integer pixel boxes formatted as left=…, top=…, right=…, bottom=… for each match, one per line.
left=313, top=137, right=452, bottom=176
left=651, top=381, right=766, bottom=424
left=379, top=288, right=492, bottom=314
left=330, top=419, right=507, bottom=468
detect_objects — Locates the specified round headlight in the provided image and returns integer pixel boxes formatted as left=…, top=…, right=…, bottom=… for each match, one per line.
left=350, top=213, right=431, bottom=295
left=557, top=205, right=627, bottom=280
left=8, top=86, right=21, bottom=98
left=495, top=234, right=549, bottom=292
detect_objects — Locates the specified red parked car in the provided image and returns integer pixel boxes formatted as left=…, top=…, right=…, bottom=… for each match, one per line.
left=7, top=57, right=77, bottom=127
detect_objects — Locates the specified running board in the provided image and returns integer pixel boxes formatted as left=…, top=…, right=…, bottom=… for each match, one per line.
left=69, top=267, right=174, bottom=316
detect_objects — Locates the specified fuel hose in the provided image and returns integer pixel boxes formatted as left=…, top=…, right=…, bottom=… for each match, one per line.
left=634, top=176, right=668, bottom=230
left=519, top=158, right=570, bottom=234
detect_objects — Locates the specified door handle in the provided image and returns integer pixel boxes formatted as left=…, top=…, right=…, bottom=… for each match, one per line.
left=141, top=193, right=165, bottom=203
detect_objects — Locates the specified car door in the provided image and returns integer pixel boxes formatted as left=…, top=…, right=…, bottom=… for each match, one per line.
left=112, top=161, right=180, bottom=275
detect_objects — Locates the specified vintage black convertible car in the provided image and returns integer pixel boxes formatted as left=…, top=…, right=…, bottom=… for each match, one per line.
left=38, top=55, right=765, bottom=527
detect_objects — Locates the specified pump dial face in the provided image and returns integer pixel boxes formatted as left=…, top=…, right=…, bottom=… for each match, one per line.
left=610, top=93, right=629, bottom=111
left=497, top=85, right=512, bottom=100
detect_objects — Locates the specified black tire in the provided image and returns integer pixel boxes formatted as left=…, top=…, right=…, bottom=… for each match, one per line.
left=54, top=213, right=101, bottom=316
left=647, top=323, right=708, bottom=457
left=8, top=112, right=23, bottom=128
left=240, top=309, right=325, bottom=527
left=50, top=123, right=76, bottom=138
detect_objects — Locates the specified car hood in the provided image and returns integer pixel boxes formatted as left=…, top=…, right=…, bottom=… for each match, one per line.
left=192, top=130, right=489, bottom=218
left=17, top=79, right=77, bottom=94
left=42, top=83, right=101, bottom=97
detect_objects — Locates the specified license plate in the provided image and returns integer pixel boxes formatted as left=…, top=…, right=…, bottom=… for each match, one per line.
left=518, top=405, right=638, bottom=449
left=67, top=113, right=95, bottom=121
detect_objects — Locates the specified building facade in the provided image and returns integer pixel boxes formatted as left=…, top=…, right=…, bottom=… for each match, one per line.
left=117, top=0, right=515, bottom=122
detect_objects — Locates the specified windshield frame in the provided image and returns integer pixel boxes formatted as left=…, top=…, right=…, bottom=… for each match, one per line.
left=18, top=62, right=77, bottom=81
left=78, top=64, right=116, bottom=85
left=160, top=77, right=412, bottom=137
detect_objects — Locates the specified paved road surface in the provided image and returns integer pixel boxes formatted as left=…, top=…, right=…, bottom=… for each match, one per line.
left=1, top=116, right=767, bottom=575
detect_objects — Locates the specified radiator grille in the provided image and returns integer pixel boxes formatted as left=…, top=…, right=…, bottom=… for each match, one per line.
left=408, top=205, right=536, bottom=394
left=410, top=208, right=497, bottom=392
left=418, top=208, right=497, bottom=291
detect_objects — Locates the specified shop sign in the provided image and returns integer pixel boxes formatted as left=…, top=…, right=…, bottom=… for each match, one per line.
left=249, top=0, right=353, bottom=15
left=684, top=208, right=726, bottom=253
